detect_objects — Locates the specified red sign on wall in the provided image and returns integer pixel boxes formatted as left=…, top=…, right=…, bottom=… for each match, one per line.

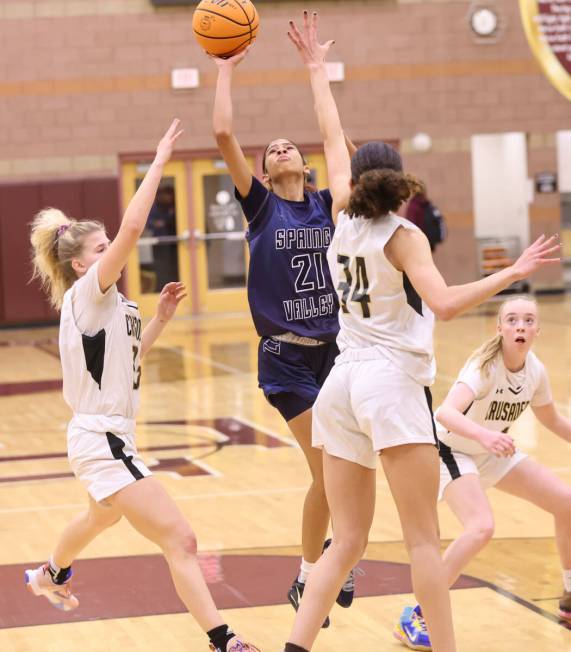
left=520, top=0, right=571, bottom=101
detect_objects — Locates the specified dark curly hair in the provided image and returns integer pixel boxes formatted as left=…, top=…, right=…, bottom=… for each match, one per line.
left=347, top=142, right=423, bottom=219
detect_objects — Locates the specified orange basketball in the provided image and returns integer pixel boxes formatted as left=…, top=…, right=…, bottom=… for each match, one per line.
left=193, top=0, right=259, bottom=59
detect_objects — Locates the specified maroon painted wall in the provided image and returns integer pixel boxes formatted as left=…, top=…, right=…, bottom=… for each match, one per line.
left=0, top=177, right=120, bottom=326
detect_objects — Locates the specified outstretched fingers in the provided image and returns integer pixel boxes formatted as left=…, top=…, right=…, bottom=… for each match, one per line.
left=303, top=9, right=312, bottom=41
left=309, top=10, right=320, bottom=47
left=534, top=234, right=561, bottom=261
left=527, top=233, right=557, bottom=256
left=162, top=119, right=184, bottom=145
left=542, top=244, right=562, bottom=256
left=166, top=118, right=181, bottom=137
left=287, top=19, right=304, bottom=49
left=288, top=11, right=334, bottom=64
left=175, top=291, right=188, bottom=304
left=288, top=20, right=313, bottom=64
left=160, top=282, right=187, bottom=306
left=162, top=281, right=184, bottom=293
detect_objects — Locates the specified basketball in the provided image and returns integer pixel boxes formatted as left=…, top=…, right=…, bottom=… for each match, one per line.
left=193, top=0, right=259, bottom=59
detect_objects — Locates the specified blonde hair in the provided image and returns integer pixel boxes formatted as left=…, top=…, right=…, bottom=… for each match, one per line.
left=468, top=294, right=538, bottom=376
left=30, top=208, right=105, bottom=309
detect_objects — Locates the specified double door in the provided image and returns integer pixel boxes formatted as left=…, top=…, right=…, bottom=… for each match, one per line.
left=122, top=154, right=328, bottom=317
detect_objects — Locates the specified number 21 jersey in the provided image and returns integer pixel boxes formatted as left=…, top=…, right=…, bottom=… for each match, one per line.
left=327, top=211, right=435, bottom=386
left=238, top=176, right=339, bottom=342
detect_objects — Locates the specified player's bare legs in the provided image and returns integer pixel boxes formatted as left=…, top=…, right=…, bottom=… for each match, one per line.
left=111, top=477, right=226, bottom=632
left=382, top=443, right=456, bottom=652
left=288, top=408, right=330, bottom=562
left=286, top=451, right=376, bottom=649
left=496, top=458, right=571, bottom=571
left=25, top=496, right=122, bottom=611
left=441, top=475, right=495, bottom=586
left=51, top=495, right=122, bottom=568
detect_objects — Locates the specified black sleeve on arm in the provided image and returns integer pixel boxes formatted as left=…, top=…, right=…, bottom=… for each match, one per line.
left=234, top=176, right=272, bottom=229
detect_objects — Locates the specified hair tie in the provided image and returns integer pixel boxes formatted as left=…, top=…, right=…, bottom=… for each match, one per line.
left=53, top=223, right=70, bottom=255
left=56, top=224, right=70, bottom=238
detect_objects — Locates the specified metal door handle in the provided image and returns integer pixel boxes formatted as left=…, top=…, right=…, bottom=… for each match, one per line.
left=193, top=230, right=246, bottom=241
left=138, top=230, right=190, bottom=246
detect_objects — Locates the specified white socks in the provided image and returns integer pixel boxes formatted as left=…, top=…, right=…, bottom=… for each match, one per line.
left=298, top=558, right=315, bottom=584
left=563, top=569, right=571, bottom=592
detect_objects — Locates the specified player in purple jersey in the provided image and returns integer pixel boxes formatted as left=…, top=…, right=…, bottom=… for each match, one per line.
left=210, top=47, right=356, bottom=621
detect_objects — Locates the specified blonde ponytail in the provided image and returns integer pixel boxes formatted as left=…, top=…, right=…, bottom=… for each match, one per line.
left=468, top=333, right=503, bottom=376
left=467, top=294, right=538, bottom=376
left=30, top=208, right=104, bottom=309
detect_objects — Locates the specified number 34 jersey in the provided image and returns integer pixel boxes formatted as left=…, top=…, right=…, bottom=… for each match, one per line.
left=59, top=260, right=142, bottom=431
left=327, top=211, right=435, bottom=386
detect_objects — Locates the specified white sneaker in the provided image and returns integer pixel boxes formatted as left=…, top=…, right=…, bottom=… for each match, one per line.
left=24, top=563, right=79, bottom=611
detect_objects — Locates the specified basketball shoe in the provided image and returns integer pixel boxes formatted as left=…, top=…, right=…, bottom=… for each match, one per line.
left=393, top=605, right=431, bottom=651
left=24, top=563, right=79, bottom=611
left=287, top=579, right=330, bottom=628
left=559, top=590, right=571, bottom=621
left=209, top=638, right=260, bottom=652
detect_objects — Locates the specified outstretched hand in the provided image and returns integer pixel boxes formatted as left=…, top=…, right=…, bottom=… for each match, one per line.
left=156, top=282, right=187, bottom=323
left=511, top=234, right=560, bottom=280
left=155, top=119, right=184, bottom=166
left=288, top=11, right=334, bottom=69
left=208, top=44, right=252, bottom=69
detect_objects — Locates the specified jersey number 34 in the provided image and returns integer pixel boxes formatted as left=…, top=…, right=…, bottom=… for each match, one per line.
left=337, top=255, right=371, bottom=318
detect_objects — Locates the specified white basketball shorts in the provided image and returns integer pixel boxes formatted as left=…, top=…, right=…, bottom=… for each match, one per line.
left=438, top=442, right=527, bottom=500
left=67, top=421, right=152, bottom=502
left=312, top=356, right=438, bottom=469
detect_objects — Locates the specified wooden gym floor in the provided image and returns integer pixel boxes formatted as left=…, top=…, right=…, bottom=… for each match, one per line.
left=1, top=296, right=571, bottom=651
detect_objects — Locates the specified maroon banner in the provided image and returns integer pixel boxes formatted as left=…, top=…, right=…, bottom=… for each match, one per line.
left=520, top=0, right=571, bottom=101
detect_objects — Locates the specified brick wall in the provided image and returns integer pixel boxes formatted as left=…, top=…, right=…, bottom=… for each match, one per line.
left=0, top=0, right=568, bottom=286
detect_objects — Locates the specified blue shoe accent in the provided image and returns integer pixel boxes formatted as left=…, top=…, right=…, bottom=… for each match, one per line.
left=393, top=605, right=432, bottom=651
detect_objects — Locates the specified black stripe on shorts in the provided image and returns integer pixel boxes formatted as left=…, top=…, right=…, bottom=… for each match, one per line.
left=438, top=440, right=461, bottom=480
left=423, top=387, right=439, bottom=447
left=435, top=396, right=472, bottom=481
left=106, top=432, right=144, bottom=480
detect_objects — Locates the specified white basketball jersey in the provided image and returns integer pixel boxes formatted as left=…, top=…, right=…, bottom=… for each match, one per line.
left=437, top=351, right=552, bottom=455
left=328, top=211, right=435, bottom=386
left=59, top=261, right=141, bottom=433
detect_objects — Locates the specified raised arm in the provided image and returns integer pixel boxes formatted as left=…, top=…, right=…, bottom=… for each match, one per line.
left=288, top=12, right=351, bottom=220
left=437, top=383, right=515, bottom=457
left=390, top=229, right=560, bottom=321
left=140, top=281, right=187, bottom=358
left=98, top=119, right=182, bottom=293
left=211, top=50, right=253, bottom=198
